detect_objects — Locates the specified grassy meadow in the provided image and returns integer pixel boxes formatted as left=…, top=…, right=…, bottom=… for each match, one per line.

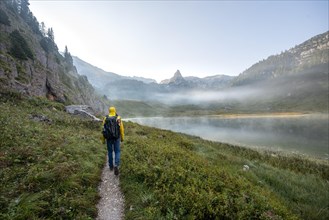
left=0, top=91, right=106, bottom=219
left=1, top=91, right=328, bottom=219
left=121, top=123, right=329, bottom=219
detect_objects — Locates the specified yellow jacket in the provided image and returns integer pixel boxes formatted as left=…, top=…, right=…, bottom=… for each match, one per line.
left=101, top=107, right=124, bottom=143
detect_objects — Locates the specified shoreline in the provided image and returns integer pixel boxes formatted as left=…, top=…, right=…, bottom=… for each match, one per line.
left=125, top=112, right=328, bottom=120
left=210, top=112, right=311, bottom=119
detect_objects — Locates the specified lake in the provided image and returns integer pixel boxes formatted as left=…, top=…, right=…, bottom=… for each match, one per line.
left=126, top=114, right=329, bottom=160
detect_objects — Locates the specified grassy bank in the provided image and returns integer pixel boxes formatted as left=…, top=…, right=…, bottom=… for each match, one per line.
left=0, top=91, right=106, bottom=219
left=121, top=122, right=329, bottom=219
left=1, top=91, right=328, bottom=219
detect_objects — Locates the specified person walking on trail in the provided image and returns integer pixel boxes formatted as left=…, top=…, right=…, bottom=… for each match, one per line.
left=101, top=106, right=124, bottom=176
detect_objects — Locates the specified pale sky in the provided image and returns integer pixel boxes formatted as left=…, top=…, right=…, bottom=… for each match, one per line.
left=29, top=0, right=329, bottom=82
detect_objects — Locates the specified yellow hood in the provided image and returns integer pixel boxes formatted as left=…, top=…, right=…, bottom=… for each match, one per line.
left=109, top=106, right=116, bottom=117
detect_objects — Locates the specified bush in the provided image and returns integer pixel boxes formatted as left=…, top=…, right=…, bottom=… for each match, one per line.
left=40, top=37, right=57, bottom=54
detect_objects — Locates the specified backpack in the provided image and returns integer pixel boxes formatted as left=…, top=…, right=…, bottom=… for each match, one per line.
left=102, top=116, right=120, bottom=140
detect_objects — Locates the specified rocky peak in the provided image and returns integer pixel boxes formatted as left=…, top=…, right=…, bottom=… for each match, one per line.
left=160, top=70, right=186, bottom=84
left=171, top=70, right=183, bottom=81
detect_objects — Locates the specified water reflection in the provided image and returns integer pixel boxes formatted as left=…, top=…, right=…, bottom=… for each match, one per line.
left=126, top=114, right=328, bottom=159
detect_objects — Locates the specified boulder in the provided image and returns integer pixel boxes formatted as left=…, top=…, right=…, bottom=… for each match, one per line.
left=65, top=105, right=101, bottom=121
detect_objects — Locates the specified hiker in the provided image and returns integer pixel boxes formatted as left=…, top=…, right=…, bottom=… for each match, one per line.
left=101, top=106, right=124, bottom=175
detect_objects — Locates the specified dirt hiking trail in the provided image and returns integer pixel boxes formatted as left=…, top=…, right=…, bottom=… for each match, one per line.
left=96, top=158, right=124, bottom=220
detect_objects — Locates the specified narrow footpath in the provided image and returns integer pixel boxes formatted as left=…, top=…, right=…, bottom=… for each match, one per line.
left=96, top=158, right=125, bottom=220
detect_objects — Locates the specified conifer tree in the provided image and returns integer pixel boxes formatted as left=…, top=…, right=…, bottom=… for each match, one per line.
left=19, top=0, right=30, bottom=19
left=47, top=28, right=54, bottom=42
left=40, top=22, right=46, bottom=36
left=64, top=45, right=73, bottom=65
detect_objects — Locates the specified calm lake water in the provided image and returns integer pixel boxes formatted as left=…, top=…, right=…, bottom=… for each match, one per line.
left=126, top=114, right=329, bottom=160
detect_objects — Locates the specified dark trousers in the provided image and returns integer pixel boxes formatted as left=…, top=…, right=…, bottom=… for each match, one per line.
left=106, top=138, right=121, bottom=168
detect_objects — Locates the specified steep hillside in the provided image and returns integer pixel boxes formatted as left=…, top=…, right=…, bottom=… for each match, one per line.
left=227, top=32, right=329, bottom=113
left=0, top=1, right=107, bottom=113
left=233, top=31, right=329, bottom=86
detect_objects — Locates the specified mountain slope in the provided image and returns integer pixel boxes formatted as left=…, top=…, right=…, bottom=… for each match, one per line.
left=72, top=56, right=123, bottom=89
left=0, top=1, right=107, bottom=113
left=233, top=31, right=329, bottom=86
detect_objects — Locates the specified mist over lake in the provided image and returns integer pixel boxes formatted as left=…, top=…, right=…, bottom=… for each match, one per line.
left=126, top=114, right=328, bottom=160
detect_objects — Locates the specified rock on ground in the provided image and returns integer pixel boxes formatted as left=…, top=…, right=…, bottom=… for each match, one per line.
left=65, top=105, right=101, bottom=121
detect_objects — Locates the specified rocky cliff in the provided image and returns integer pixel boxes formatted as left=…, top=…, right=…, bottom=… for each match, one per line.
left=0, top=1, right=107, bottom=113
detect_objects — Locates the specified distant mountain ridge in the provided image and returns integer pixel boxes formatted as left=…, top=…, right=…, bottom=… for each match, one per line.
left=161, top=70, right=235, bottom=90
left=73, top=31, right=328, bottom=101
left=72, top=58, right=236, bottom=100
left=72, top=56, right=156, bottom=89
left=72, top=30, right=328, bottom=112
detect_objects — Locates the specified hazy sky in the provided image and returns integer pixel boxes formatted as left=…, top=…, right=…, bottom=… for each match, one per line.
left=29, top=0, right=328, bottom=82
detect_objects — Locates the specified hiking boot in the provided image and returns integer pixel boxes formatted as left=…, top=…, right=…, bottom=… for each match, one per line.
left=114, top=166, right=119, bottom=176
left=109, top=167, right=114, bottom=171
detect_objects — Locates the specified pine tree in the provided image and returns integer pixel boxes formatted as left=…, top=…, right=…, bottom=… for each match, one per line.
left=64, top=46, right=73, bottom=65
left=47, top=28, right=54, bottom=42
left=19, top=0, right=30, bottom=19
left=40, top=22, right=46, bottom=36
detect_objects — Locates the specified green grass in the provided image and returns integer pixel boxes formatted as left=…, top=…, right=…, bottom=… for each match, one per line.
left=1, top=90, right=328, bottom=219
left=0, top=91, right=106, bottom=219
left=121, top=122, right=329, bottom=220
